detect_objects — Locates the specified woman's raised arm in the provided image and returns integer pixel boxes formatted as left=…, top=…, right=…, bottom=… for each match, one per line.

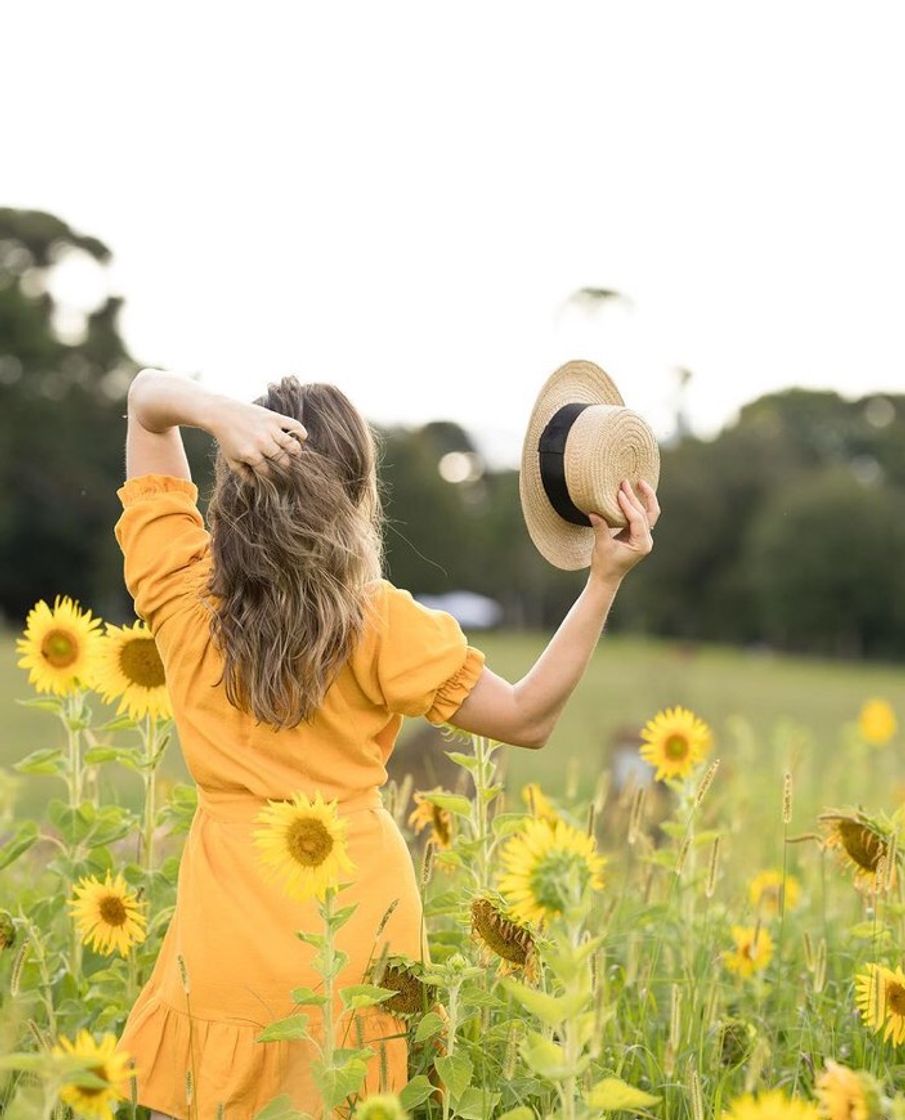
left=450, top=479, right=659, bottom=749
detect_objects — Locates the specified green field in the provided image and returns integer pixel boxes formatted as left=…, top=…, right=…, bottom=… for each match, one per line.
left=3, top=624, right=903, bottom=829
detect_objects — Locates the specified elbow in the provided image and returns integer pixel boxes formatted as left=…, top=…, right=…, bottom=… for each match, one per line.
left=520, top=717, right=552, bottom=750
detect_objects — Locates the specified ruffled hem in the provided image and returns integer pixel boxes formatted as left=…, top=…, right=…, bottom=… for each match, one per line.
left=114, top=987, right=285, bottom=1118
left=425, top=644, right=487, bottom=726
left=115, top=984, right=409, bottom=1118
left=117, top=472, right=198, bottom=507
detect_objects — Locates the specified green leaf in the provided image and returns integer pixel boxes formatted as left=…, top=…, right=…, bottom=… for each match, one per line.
left=97, top=714, right=139, bottom=732
left=444, top=750, right=480, bottom=773
left=435, top=1050, right=473, bottom=1101
left=585, top=1076, right=661, bottom=1111
left=500, top=977, right=590, bottom=1027
left=252, top=1093, right=309, bottom=1119
left=256, top=1014, right=311, bottom=1042
left=414, top=1010, right=446, bottom=1042
left=13, top=747, right=66, bottom=775
left=422, top=792, right=473, bottom=819
left=14, top=696, right=64, bottom=712
left=291, top=986, right=328, bottom=1007
left=311, top=1055, right=369, bottom=1108
left=492, top=813, right=531, bottom=838
left=83, top=747, right=119, bottom=764
left=399, top=1074, right=437, bottom=1109
left=339, top=984, right=396, bottom=1011
left=296, top=931, right=325, bottom=949
left=456, top=1086, right=502, bottom=1120
left=520, top=1029, right=569, bottom=1079
left=326, top=903, right=358, bottom=933
left=0, top=820, right=39, bottom=870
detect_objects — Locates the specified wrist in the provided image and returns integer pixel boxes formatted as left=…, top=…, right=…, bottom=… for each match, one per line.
left=586, top=569, right=623, bottom=600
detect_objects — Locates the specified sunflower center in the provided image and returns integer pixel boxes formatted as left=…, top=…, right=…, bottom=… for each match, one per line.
left=838, top=820, right=884, bottom=872
left=664, top=734, right=689, bottom=760
left=41, top=629, right=78, bottom=669
left=118, top=637, right=166, bottom=689
left=286, top=818, right=333, bottom=866
left=99, top=895, right=128, bottom=927
left=79, top=1065, right=108, bottom=1095
left=888, top=982, right=905, bottom=1015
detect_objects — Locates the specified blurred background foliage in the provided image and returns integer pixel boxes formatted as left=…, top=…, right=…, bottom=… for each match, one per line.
left=2, top=206, right=904, bottom=658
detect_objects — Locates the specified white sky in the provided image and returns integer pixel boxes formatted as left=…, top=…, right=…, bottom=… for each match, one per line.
left=4, top=2, right=905, bottom=468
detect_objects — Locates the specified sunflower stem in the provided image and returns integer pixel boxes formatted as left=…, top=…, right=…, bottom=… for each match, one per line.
left=141, top=714, right=158, bottom=873
left=321, top=885, right=336, bottom=1112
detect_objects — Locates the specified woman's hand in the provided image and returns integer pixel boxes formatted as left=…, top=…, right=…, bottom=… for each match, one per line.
left=209, top=398, right=308, bottom=483
left=588, top=478, right=660, bottom=585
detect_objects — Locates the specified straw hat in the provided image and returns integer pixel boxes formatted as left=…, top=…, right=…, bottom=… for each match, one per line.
left=519, top=360, right=660, bottom=570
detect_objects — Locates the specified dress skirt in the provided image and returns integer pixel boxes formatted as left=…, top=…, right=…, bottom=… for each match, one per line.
left=115, top=788, right=431, bottom=1119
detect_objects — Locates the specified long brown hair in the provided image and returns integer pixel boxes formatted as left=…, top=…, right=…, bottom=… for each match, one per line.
left=203, top=377, right=384, bottom=729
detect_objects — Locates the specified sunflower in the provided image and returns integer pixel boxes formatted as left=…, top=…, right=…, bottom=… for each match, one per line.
left=520, top=782, right=560, bottom=824
left=814, top=1060, right=881, bottom=1120
left=497, top=817, right=606, bottom=927
left=352, top=1093, right=410, bottom=1120
left=855, top=962, right=905, bottom=1045
left=408, top=789, right=453, bottom=849
left=719, top=1089, right=820, bottom=1120
left=639, top=706, right=712, bottom=781
left=68, top=870, right=147, bottom=957
left=16, top=594, right=105, bottom=697
left=51, top=1028, right=136, bottom=1119
left=252, top=789, right=356, bottom=902
left=469, top=894, right=539, bottom=982
left=92, top=620, right=171, bottom=722
left=365, top=957, right=435, bottom=1018
left=722, top=926, right=774, bottom=978
left=858, top=699, right=897, bottom=746
left=749, top=869, right=801, bottom=917
left=819, top=810, right=897, bottom=894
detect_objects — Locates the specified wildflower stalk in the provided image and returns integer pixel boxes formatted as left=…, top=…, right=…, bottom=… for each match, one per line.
left=321, top=886, right=337, bottom=1078
left=140, top=713, right=160, bottom=872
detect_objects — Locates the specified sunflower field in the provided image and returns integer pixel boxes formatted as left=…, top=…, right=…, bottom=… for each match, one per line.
left=2, top=594, right=905, bottom=1120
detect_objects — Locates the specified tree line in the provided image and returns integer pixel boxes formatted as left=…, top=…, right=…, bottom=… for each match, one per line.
left=2, top=206, right=903, bottom=658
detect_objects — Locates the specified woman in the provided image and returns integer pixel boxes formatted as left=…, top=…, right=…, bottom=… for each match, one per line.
left=113, top=368, right=658, bottom=1119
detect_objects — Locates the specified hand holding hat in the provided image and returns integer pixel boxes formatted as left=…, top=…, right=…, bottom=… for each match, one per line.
left=519, top=360, right=661, bottom=571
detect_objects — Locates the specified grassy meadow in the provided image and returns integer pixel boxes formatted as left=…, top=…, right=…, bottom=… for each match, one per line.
left=1, top=615, right=905, bottom=1119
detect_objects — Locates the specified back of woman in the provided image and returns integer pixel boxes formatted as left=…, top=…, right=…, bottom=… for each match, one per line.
left=113, top=368, right=657, bottom=1119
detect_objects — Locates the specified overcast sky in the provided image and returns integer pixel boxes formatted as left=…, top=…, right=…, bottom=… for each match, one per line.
left=5, top=2, right=904, bottom=468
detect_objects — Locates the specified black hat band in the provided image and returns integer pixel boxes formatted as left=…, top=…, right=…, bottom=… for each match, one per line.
left=538, top=403, right=593, bottom=527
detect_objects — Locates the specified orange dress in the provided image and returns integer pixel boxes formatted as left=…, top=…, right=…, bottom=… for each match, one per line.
left=111, top=473, right=485, bottom=1119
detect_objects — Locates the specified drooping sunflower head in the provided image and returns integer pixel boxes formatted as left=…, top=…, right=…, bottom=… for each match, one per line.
left=365, top=957, right=435, bottom=1018
left=16, top=595, right=105, bottom=697
left=352, top=1093, right=410, bottom=1120
left=719, top=1089, right=820, bottom=1120
left=92, top=620, right=171, bottom=722
left=520, top=782, right=560, bottom=824
left=855, top=962, right=905, bottom=1046
left=497, top=817, right=606, bottom=927
left=814, top=1060, right=881, bottom=1120
left=722, top=925, right=774, bottom=978
left=469, top=894, right=539, bottom=981
left=858, top=698, right=898, bottom=747
left=51, top=1029, right=136, bottom=1118
left=407, top=790, right=453, bottom=849
left=639, top=706, right=712, bottom=782
left=819, top=810, right=897, bottom=894
left=748, top=869, right=801, bottom=917
left=252, top=789, right=356, bottom=902
left=68, top=871, right=147, bottom=957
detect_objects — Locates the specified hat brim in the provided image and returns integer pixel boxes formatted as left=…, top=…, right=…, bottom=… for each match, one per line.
left=519, top=360, right=644, bottom=570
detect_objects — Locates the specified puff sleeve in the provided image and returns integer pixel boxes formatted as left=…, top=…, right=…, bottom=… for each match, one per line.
left=369, top=580, right=486, bottom=725
left=113, top=473, right=211, bottom=633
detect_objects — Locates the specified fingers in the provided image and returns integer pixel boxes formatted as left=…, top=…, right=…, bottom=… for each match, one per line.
left=636, top=478, right=661, bottom=528
left=617, top=485, right=653, bottom=552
